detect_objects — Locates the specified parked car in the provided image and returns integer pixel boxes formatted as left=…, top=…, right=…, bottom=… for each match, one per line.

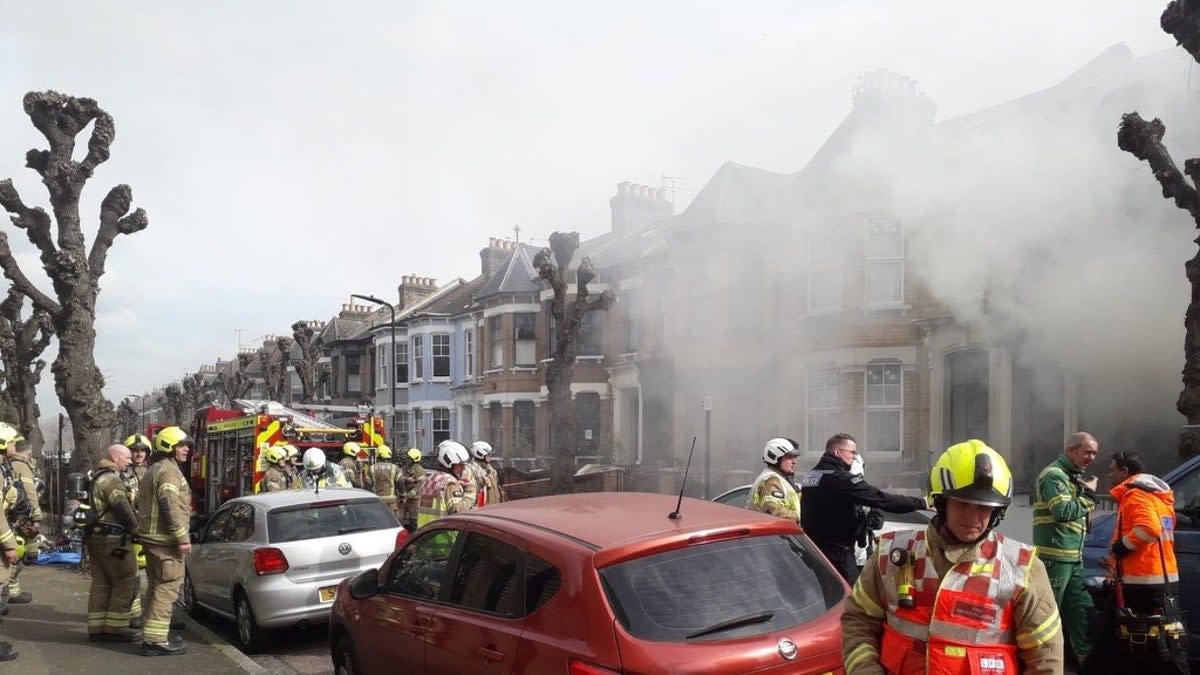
left=330, top=492, right=850, bottom=674
left=183, top=488, right=407, bottom=653
left=712, top=483, right=933, bottom=534
left=1084, top=453, right=1200, bottom=661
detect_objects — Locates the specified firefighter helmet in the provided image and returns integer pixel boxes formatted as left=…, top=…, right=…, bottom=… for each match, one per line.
left=376, top=445, right=392, bottom=460
left=470, top=441, right=493, bottom=460
left=154, top=426, right=192, bottom=454
left=303, top=447, right=326, bottom=472
left=407, top=448, right=423, bottom=462
left=264, top=445, right=287, bottom=465
left=0, top=423, right=21, bottom=453
left=436, top=441, right=469, bottom=470
left=928, top=439, right=1013, bottom=508
left=343, top=441, right=362, bottom=458
left=762, top=437, right=800, bottom=465
left=124, top=434, right=152, bottom=453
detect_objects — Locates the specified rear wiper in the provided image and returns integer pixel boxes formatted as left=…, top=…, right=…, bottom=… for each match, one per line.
left=337, top=525, right=375, bottom=534
left=685, top=610, right=776, bottom=640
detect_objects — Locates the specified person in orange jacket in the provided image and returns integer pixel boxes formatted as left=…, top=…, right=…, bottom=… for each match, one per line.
left=1081, top=452, right=1187, bottom=674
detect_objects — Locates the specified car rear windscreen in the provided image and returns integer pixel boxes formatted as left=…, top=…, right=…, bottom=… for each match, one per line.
left=268, top=498, right=398, bottom=543
left=600, top=534, right=845, bottom=642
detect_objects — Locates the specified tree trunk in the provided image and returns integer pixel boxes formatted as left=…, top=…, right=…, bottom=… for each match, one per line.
left=53, top=295, right=114, bottom=470
left=547, top=352, right=577, bottom=494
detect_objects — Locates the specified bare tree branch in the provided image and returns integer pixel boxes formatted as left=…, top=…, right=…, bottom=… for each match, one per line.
left=89, top=184, right=147, bottom=279
left=0, top=232, right=59, bottom=315
left=1163, top=0, right=1200, bottom=66
left=0, top=179, right=56, bottom=261
left=1118, top=113, right=1200, bottom=226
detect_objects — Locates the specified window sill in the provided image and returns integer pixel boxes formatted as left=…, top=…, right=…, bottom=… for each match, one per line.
left=577, top=355, right=604, bottom=363
left=511, top=366, right=538, bottom=373
left=483, top=368, right=505, bottom=375
left=430, top=377, right=452, bottom=383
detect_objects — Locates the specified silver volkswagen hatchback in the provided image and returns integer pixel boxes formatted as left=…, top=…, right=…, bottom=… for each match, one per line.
left=183, top=488, right=407, bottom=653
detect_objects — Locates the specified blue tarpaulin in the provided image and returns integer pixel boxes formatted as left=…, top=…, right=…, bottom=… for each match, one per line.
left=34, top=551, right=81, bottom=565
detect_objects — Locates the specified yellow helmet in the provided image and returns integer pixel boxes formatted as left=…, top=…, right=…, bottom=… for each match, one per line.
left=376, top=445, right=392, bottom=460
left=285, top=444, right=300, bottom=459
left=124, top=434, right=152, bottom=452
left=343, top=441, right=362, bottom=457
left=154, top=426, right=193, bottom=454
left=929, top=439, right=1013, bottom=509
left=407, top=448, right=422, bottom=462
left=0, top=423, right=20, bottom=453
left=264, top=445, right=287, bottom=464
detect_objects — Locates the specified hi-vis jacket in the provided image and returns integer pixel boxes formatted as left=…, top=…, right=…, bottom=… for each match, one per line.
left=746, top=467, right=800, bottom=523
left=1032, top=454, right=1095, bottom=561
left=843, top=525, right=1063, bottom=675
left=135, top=458, right=192, bottom=546
left=302, top=462, right=351, bottom=491
left=416, top=471, right=476, bottom=527
left=1110, top=473, right=1179, bottom=585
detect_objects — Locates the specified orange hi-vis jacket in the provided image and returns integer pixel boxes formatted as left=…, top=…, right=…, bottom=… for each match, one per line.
left=1110, top=473, right=1179, bottom=585
left=874, top=528, right=1039, bottom=675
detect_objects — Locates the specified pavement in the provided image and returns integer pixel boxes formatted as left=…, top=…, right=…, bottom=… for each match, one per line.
left=3, top=563, right=265, bottom=675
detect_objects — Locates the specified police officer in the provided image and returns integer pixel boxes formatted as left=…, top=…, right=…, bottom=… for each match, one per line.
left=259, top=446, right=291, bottom=493
left=369, top=445, right=402, bottom=517
left=338, top=442, right=365, bottom=488
left=842, top=440, right=1064, bottom=673
left=800, top=433, right=928, bottom=583
left=746, top=437, right=801, bottom=523
left=415, top=441, right=477, bottom=527
left=135, top=426, right=193, bottom=656
left=468, top=441, right=504, bottom=505
left=400, top=448, right=426, bottom=531
left=85, top=444, right=141, bottom=643
left=301, top=448, right=351, bottom=490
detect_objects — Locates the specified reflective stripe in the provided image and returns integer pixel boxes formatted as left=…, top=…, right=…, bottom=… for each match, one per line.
left=1124, top=572, right=1181, bottom=584
left=1035, top=544, right=1081, bottom=560
left=1032, top=515, right=1085, bottom=533
left=852, top=579, right=885, bottom=619
left=929, top=618, right=1012, bottom=644
left=1016, top=607, right=1061, bottom=649
left=887, top=613, right=931, bottom=641
left=845, top=642, right=878, bottom=672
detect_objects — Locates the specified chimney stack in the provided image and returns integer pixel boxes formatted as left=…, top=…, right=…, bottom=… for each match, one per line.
left=610, top=181, right=674, bottom=236
left=398, top=273, right=439, bottom=309
left=480, top=237, right=518, bottom=277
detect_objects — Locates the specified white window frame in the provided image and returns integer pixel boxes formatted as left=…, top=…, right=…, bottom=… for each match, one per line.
left=394, top=410, right=410, bottom=448
left=489, top=316, right=504, bottom=369
left=413, top=335, right=424, bottom=381
left=377, top=343, right=389, bottom=389
left=432, top=407, right=451, bottom=445
left=464, top=329, right=475, bottom=378
left=865, top=215, right=904, bottom=307
left=806, top=364, right=840, bottom=453
left=395, top=342, right=408, bottom=384
left=432, top=334, right=451, bottom=379
left=514, top=313, right=537, bottom=366
left=865, top=360, right=903, bottom=453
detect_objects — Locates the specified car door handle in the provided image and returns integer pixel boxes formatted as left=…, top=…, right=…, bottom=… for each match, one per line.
left=478, top=645, right=504, bottom=663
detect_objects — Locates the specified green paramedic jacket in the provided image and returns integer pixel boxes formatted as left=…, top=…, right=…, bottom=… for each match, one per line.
left=1032, top=454, right=1096, bottom=561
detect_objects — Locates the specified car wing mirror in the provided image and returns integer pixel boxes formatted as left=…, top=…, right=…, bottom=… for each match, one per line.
left=348, top=568, right=380, bottom=600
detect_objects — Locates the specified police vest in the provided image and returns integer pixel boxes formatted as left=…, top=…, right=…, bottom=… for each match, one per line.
left=748, top=467, right=800, bottom=518
left=417, top=472, right=459, bottom=527
left=875, top=528, right=1036, bottom=675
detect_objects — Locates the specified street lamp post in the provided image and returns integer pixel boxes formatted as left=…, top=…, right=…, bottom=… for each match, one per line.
left=127, top=393, right=146, bottom=434
left=351, top=293, right=396, bottom=451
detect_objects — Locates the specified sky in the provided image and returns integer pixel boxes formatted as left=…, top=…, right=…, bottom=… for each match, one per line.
left=0, top=1, right=1179, bottom=421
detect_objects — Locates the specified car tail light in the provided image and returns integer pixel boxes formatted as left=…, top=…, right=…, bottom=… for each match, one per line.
left=253, top=547, right=289, bottom=576
left=687, top=528, right=750, bottom=546
left=567, top=659, right=621, bottom=674
left=395, top=528, right=409, bottom=549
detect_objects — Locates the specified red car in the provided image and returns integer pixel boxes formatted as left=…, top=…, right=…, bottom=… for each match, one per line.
left=329, top=492, right=848, bottom=674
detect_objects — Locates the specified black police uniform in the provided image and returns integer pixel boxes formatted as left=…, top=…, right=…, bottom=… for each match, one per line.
left=799, top=452, right=926, bottom=583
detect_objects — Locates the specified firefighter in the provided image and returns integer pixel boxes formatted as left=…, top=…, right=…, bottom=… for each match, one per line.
left=0, top=423, right=20, bottom=661
left=369, top=445, right=402, bottom=518
left=122, top=433, right=151, bottom=629
left=259, top=446, right=291, bottom=493
left=85, top=444, right=141, bottom=643
left=5, top=431, right=41, bottom=605
left=135, top=426, right=193, bottom=656
left=338, top=442, right=365, bottom=488
left=284, top=444, right=304, bottom=489
left=400, top=448, right=426, bottom=531
left=467, top=441, right=505, bottom=505
left=416, top=441, right=477, bottom=528
left=842, top=440, right=1063, bottom=674
left=746, top=437, right=801, bottom=524
left=301, top=448, right=351, bottom=490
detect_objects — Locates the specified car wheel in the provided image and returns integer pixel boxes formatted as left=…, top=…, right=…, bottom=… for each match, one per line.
left=233, top=590, right=270, bottom=654
left=332, top=632, right=360, bottom=675
left=181, top=572, right=204, bottom=618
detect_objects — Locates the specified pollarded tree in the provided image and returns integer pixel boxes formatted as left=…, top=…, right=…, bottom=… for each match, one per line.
left=115, top=398, right=139, bottom=439
left=0, top=288, right=52, bottom=456
left=0, top=92, right=148, bottom=466
left=534, top=232, right=615, bottom=494
left=1120, top=2, right=1200, bottom=458
left=216, top=352, right=254, bottom=406
left=261, top=335, right=294, bottom=402
left=291, top=320, right=324, bottom=403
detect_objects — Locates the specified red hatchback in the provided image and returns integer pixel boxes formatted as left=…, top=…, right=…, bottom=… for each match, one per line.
left=329, top=492, right=848, bottom=674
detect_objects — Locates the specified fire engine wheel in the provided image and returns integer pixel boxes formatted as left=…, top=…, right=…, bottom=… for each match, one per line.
left=234, top=590, right=270, bottom=654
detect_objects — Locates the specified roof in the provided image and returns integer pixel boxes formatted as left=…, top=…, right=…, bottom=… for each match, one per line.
left=475, top=243, right=542, bottom=299
left=460, top=492, right=796, bottom=557
left=673, top=161, right=791, bottom=228
left=225, top=487, right=378, bottom=510
left=319, top=315, right=370, bottom=343
left=410, top=275, right=489, bottom=318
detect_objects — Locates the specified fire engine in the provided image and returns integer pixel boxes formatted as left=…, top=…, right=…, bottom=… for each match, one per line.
left=185, top=400, right=386, bottom=516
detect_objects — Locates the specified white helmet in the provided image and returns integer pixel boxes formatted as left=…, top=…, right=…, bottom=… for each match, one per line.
left=763, top=437, right=800, bottom=465
left=303, top=447, right=326, bottom=472
left=470, top=441, right=493, bottom=460
left=436, top=440, right=470, bottom=470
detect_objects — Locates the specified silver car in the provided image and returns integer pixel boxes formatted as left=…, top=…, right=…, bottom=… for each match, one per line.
left=183, top=488, right=406, bottom=653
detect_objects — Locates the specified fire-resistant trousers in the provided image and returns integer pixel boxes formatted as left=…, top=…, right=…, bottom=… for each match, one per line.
left=141, top=543, right=184, bottom=645
left=86, top=538, right=137, bottom=636
left=1043, top=558, right=1094, bottom=662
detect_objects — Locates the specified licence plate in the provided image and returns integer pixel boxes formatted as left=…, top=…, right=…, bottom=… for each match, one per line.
left=319, top=585, right=337, bottom=603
